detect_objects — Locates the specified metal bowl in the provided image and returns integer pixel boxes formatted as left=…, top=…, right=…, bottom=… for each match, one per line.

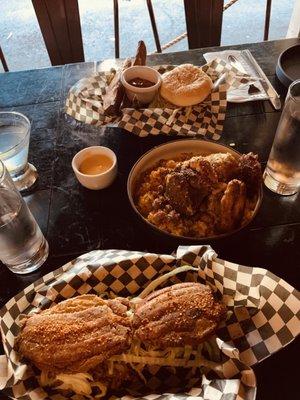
left=127, top=138, right=263, bottom=242
left=276, top=44, right=300, bottom=87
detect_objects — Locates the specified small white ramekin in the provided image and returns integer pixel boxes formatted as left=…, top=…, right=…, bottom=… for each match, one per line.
left=121, top=66, right=161, bottom=105
left=72, top=146, right=117, bottom=190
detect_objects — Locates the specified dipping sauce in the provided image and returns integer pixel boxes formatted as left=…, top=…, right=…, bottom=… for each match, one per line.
left=79, top=154, right=113, bottom=175
left=127, top=77, right=155, bottom=88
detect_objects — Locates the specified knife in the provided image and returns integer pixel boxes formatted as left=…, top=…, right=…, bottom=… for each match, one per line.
left=241, top=49, right=281, bottom=110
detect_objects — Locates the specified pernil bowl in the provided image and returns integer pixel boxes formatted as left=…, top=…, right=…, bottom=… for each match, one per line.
left=127, top=139, right=263, bottom=242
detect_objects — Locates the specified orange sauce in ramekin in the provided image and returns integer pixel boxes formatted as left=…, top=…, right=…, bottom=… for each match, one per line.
left=79, top=154, right=113, bottom=175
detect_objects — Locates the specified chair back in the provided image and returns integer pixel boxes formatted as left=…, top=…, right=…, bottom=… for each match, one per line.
left=32, top=0, right=84, bottom=65
left=184, top=0, right=224, bottom=49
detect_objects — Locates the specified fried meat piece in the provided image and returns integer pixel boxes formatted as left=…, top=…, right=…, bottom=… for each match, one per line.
left=219, top=179, right=247, bottom=232
left=165, top=157, right=218, bottom=216
left=207, top=180, right=247, bottom=233
left=237, top=152, right=262, bottom=196
left=205, top=182, right=226, bottom=227
left=206, top=153, right=239, bottom=182
left=179, top=156, right=218, bottom=178
left=16, top=295, right=132, bottom=374
left=165, top=170, right=201, bottom=216
left=133, top=282, right=226, bottom=348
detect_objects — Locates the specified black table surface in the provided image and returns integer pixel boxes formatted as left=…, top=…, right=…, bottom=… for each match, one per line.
left=0, top=38, right=299, bottom=399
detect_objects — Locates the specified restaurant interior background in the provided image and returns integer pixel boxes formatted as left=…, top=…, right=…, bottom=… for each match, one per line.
left=0, top=0, right=297, bottom=72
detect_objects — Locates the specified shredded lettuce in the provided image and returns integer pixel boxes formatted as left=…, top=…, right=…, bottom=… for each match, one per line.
left=56, top=373, right=93, bottom=395
left=39, top=341, right=222, bottom=398
left=137, top=265, right=198, bottom=300
left=40, top=371, right=95, bottom=396
left=110, top=340, right=221, bottom=372
left=39, top=338, right=222, bottom=397
left=40, top=371, right=56, bottom=387
left=40, top=371, right=107, bottom=398
left=92, top=381, right=108, bottom=398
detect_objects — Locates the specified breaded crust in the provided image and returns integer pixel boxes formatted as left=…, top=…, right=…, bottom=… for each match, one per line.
left=237, top=152, right=262, bottom=196
left=133, top=282, right=226, bottom=348
left=206, top=153, right=239, bottom=182
left=16, top=295, right=132, bottom=373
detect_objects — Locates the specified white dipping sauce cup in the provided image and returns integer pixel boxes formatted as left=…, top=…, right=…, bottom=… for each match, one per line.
left=72, top=146, right=117, bottom=190
left=121, top=66, right=161, bottom=104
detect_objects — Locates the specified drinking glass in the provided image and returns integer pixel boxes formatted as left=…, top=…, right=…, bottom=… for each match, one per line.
left=0, top=112, right=38, bottom=192
left=0, top=160, right=48, bottom=274
left=263, top=79, right=300, bottom=195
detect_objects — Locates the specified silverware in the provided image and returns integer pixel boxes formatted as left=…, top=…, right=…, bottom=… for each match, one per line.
left=228, top=55, right=247, bottom=74
left=241, top=49, right=281, bottom=110
left=228, top=55, right=261, bottom=94
left=228, top=54, right=264, bottom=81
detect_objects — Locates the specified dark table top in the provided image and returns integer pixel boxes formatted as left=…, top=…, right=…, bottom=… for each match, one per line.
left=0, top=38, right=299, bottom=399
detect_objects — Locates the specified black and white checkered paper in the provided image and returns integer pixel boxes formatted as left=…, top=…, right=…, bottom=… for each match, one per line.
left=65, top=60, right=251, bottom=141
left=0, top=245, right=299, bottom=400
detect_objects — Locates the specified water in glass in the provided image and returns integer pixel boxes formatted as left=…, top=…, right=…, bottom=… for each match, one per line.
left=264, top=79, right=300, bottom=195
left=0, top=123, right=29, bottom=177
left=0, top=112, right=38, bottom=192
left=0, top=161, right=48, bottom=274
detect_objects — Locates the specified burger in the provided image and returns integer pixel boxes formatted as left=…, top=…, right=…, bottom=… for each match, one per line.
left=16, top=272, right=226, bottom=398
left=160, top=64, right=213, bottom=107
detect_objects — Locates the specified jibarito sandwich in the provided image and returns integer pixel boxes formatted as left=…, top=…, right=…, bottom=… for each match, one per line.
left=16, top=274, right=226, bottom=398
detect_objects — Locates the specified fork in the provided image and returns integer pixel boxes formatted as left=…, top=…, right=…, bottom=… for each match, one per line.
left=228, top=54, right=261, bottom=94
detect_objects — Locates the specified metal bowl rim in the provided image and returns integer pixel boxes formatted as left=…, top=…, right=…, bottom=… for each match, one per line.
left=277, top=44, right=300, bottom=86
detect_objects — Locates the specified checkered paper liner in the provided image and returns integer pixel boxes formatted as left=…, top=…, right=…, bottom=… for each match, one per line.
left=0, top=245, right=299, bottom=400
left=65, top=59, right=251, bottom=140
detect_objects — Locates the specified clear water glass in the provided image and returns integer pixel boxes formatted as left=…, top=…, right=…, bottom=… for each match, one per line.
left=264, top=79, right=300, bottom=195
left=0, top=111, right=38, bottom=192
left=0, top=160, right=48, bottom=274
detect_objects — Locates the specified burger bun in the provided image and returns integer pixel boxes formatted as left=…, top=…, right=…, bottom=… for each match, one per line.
left=160, top=64, right=213, bottom=107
